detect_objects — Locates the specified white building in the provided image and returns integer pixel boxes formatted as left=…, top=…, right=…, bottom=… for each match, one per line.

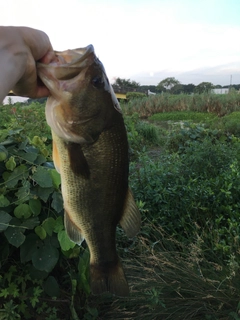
left=211, top=88, right=229, bottom=94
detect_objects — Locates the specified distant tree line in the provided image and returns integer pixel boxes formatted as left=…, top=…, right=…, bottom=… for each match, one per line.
left=112, top=77, right=240, bottom=95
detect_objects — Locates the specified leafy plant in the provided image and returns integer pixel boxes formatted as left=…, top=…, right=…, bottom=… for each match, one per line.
left=2, top=96, right=240, bottom=319
left=126, top=92, right=146, bottom=100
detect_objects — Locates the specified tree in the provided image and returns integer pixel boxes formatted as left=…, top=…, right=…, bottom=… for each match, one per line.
left=7, top=97, right=13, bottom=105
left=157, top=77, right=180, bottom=91
left=113, top=78, right=140, bottom=88
left=182, top=84, right=196, bottom=94
left=194, top=82, right=213, bottom=94
left=171, top=84, right=184, bottom=94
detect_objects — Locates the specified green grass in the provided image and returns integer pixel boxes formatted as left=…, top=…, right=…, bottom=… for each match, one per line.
left=149, top=111, right=217, bottom=122
left=121, top=92, right=240, bottom=118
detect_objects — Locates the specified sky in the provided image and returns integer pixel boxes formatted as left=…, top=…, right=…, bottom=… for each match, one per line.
left=1, top=0, right=240, bottom=89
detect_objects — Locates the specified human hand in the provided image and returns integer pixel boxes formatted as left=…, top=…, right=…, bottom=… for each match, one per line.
left=0, top=26, right=55, bottom=99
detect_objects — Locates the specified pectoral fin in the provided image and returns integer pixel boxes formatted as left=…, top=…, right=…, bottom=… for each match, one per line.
left=52, top=139, right=61, bottom=173
left=64, top=209, right=85, bottom=245
left=66, top=142, right=90, bottom=178
left=119, top=189, right=141, bottom=238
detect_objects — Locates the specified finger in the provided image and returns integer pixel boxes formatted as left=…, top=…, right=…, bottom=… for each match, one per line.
left=20, top=27, right=53, bottom=61
left=40, top=50, right=57, bottom=64
left=34, top=86, right=50, bottom=98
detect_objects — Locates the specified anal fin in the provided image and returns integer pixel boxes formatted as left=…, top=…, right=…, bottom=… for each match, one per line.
left=64, top=209, right=85, bottom=245
left=119, top=188, right=141, bottom=238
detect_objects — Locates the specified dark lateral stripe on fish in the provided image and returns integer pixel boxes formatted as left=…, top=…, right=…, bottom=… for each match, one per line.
left=66, top=142, right=90, bottom=178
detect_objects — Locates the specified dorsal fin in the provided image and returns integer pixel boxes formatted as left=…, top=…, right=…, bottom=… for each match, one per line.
left=119, top=188, right=141, bottom=238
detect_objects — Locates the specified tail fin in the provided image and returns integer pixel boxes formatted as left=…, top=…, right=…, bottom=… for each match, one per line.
left=90, top=259, right=129, bottom=297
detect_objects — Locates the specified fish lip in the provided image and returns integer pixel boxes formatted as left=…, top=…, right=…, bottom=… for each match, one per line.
left=37, top=44, right=95, bottom=81
left=53, top=44, right=95, bottom=68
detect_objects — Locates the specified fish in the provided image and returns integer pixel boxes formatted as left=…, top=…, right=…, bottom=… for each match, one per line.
left=37, top=45, right=141, bottom=297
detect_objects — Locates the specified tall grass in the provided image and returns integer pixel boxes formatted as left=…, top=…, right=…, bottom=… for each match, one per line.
left=89, top=224, right=240, bottom=320
left=121, top=92, right=240, bottom=118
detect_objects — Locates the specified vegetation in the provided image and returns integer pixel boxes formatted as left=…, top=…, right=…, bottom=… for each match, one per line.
left=113, top=77, right=240, bottom=95
left=126, top=92, right=146, bottom=100
left=122, top=91, right=240, bottom=118
left=112, top=78, right=141, bottom=90
left=157, top=76, right=181, bottom=91
left=1, top=93, right=240, bottom=319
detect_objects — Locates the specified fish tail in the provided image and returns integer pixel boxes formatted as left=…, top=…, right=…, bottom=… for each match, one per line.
left=90, top=259, right=129, bottom=297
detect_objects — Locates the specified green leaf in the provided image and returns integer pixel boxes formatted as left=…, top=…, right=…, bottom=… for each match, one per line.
left=62, top=246, right=80, bottom=259
left=51, top=191, right=63, bottom=213
left=8, top=282, right=19, bottom=298
left=0, top=211, right=12, bottom=232
left=44, top=234, right=60, bottom=248
left=0, top=288, right=9, bottom=298
left=30, top=286, right=43, bottom=307
left=14, top=203, right=32, bottom=219
left=28, top=265, right=48, bottom=280
left=35, top=226, right=47, bottom=240
left=21, top=217, right=40, bottom=230
left=0, top=194, right=10, bottom=207
left=20, top=234, right=43, bottom=263
left=0, top=145, right=8, bottom=161
left=18, top=151, right=38, bottom=162
left=43, top=276, right=60, bottom=297
left=78, top=249, right=90, bottom=295
left=58, top=230, right=75, bottom=251
left=5, top=164, right=28, bottom=188
left=34, top=154, right=46, bottom=165
left=33, top=186, right=54, bottom=202
left=15, top=180, right=31, bottom=203
left=4, top=226, right=26, bottom=248
left=32, top=167, right=53, bottom=188
left=32, top=245, right=59, bottom=272
left=50, top=169, right=61, bottom=189
left=5, top=156, right=16, bottom=171
left=53, top=216, right=64, bottom=233
left=42, top=217, right=56, bottom=236
left=29, top=198, right=42, bottom=216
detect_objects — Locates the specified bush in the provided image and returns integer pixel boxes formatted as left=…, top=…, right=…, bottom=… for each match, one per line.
left=2, top=99, right=240, bottom=319
left=0, top=110, right=91, bottom=319
left=130, top=136, right=240, bottom=261
left=126, top=92, right=146, bottom=100
left=121, top=92, right=240, bottom=118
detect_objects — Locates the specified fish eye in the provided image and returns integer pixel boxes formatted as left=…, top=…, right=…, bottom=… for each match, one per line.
left=92, top=76, right=104, bottom=89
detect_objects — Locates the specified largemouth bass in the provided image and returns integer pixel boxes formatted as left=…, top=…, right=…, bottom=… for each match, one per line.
left=37, top=45, right=140, bottom=296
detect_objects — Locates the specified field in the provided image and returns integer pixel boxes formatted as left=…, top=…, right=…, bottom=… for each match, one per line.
left=1, top=92, right=240, bottom=319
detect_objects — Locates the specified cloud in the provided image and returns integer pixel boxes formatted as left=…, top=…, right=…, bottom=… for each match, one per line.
left=131, top=61, right=240, bottom=86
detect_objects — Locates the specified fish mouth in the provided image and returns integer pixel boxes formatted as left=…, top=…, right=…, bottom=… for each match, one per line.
left=37, top=44, right=95, bottom=83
